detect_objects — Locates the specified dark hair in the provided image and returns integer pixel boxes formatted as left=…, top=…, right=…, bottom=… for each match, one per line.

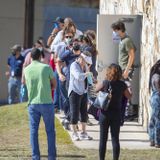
left=72, top=42, right=80, bottom=51
left=111, top=21, right=126, bottom=32
left=149, top=60, right=160, bottom=91
left=31, top=48, right=41, bottom=60
left=106, top=63, right=122, bottom=81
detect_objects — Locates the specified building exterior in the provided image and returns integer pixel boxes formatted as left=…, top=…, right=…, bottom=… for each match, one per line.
left=0, top=0, right=99, bottom=104
left=99, top=0, right=160, bottom=129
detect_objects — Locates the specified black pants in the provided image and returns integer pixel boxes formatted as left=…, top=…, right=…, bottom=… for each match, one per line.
left=99, top=112, right=121, bottom=160
left=69, top=91, right=88, bottom=124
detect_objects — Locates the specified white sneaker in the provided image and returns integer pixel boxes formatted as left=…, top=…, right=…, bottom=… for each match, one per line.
left=80, top=132, right=93, bottom=140
left=72, top=132, right=80, bottom=141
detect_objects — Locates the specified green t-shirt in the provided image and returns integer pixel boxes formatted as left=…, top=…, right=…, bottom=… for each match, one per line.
left=119, top=36, right=136, bottom=70
left=24, top=61, right=54, bottom=104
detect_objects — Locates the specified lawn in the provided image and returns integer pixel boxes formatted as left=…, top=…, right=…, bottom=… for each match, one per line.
left=0, top=103, right=160, bottom=160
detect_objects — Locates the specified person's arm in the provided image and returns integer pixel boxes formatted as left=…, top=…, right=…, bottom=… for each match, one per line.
left=70, top=62, right=90, bottom=81
left=47, top=28, right=59, bottom=47
left=124, top=88, right=132, bottom=100
left=95, top=82, right=103, bottom=92
left=21, top=71, right=26, bottom=84
left=50, top=77, right=56, bottom=90
left=153, top=75, right=160, bottom=92
left=123, top=48, right=135, bottom=79
left=50, top=31, right=63, bottom=52
left=56, top=58, right=66, bottom=81
left=5, top=65, right=10, bottom=78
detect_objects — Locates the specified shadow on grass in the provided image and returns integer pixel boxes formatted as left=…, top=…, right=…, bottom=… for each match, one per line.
left=57, top=154, right=86, bottom=158
left=0, top=154, right=86, bottom=159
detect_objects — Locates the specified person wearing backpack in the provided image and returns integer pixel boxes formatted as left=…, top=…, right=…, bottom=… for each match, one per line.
left=96, top=63, right=132, bottom=160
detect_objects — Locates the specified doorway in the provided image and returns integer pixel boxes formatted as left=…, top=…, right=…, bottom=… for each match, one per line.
left=96, top=15, right=142, bottom=121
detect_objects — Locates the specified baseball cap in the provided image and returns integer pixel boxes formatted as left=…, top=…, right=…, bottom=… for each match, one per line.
left=11, top=44, right=21, bottom=51
left=54, top=17, right=64, bottom=24
left=81, top=53, right=92, bottom=65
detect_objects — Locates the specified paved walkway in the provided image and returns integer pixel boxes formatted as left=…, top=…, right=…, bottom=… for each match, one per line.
left=56, top=113, right=151, bottom=150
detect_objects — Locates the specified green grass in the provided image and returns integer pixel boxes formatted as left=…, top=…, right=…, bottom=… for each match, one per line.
left=0, top=103, right=160, bottom=160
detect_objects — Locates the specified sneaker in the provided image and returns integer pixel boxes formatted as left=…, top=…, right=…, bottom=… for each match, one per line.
left=62, top=119, right=70, bottom=130
left=80, top=132, right=93, bottom=140
left=72, top=132, right=80, bottom=141
left=87, top=119, right=93, bottom=126
left=150, top=141, right=155, bottom=147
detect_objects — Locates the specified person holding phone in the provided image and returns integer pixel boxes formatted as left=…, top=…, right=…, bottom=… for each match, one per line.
left=47, top=17, right=64, bottom=47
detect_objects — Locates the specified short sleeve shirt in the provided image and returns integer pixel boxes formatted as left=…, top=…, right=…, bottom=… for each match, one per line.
left=119, top=36, right=136, bottom=70
left=7, top=54, right=24, bottom=77
left=24, top=61, right=54, bottom=104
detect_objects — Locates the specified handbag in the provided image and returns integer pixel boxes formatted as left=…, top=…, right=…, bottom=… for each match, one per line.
left=87, top=103, right=101, bottom=121
left=93, top=81, right=112, bottom=111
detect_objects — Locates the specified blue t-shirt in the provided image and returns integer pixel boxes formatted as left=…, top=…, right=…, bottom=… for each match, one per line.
left=7, top=54, right=24, bottom=77
left=59, top=49, right=79, bottom=80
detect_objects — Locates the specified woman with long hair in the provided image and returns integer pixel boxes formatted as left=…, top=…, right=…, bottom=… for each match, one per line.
left=96, top=63, right=131, bottom=160
left=148, top=60, right=160, bottom=148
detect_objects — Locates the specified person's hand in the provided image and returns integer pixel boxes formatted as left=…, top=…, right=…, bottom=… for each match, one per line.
left=85, top=72, right=92, bottom=77
left=5, top=71, right=10, bottom=78
left=59, top=73, right=66, bottom=82
left=123, top=69, right=129, bottom=79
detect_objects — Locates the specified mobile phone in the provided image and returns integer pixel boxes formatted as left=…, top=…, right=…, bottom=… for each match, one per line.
left=53, top=22, right=59, bottom=29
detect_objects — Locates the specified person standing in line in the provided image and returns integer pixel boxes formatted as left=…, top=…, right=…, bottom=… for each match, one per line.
left=111, top=21, right=136, bottom=121
left=149, top=60, right=160, bottom=148
left=6, top=44, right=24, bottom=104
left=68, top=52, right=93, bottom=141
left=47, top=17, right=64, bottom=47
left=96, top=64, right=131, bottom=160
left=22, top=48, right=57, bottom=160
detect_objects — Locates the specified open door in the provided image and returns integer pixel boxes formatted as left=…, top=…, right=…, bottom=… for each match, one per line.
left=97, top=15, right=142, bottom=119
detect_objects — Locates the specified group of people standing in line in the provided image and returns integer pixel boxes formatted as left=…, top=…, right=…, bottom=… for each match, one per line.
left=5, top=15, right=160, bottom=160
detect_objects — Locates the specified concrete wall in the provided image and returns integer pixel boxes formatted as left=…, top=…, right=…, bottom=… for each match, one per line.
left=100, top=0, right=160, bottom=129
left=0, top=0, right=25, bottom=104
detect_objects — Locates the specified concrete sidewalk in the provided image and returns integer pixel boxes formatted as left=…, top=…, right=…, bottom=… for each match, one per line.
left=56, top=114, right=151, bottom=150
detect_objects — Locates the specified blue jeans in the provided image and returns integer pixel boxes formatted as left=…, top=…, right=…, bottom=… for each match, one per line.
left=59, top=80, right=70, bottom=120
left=53, top=71, right=61, bottom=110
left=8, top=77, right=21, bottom=104
left=28, top=104, right=56, bottom=160
left=149, top=91, right=160, bottom=145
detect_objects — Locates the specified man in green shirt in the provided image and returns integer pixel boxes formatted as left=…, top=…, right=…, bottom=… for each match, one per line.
left=22, top=48, right=56, bottom=160
left=111, top=21, right=136, bottom=122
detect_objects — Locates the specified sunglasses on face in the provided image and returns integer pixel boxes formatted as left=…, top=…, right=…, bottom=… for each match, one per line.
left=65, top=36, right=73, bottom=39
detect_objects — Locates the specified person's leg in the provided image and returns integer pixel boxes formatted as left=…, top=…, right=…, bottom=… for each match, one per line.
left=28, top=105, right=41, bottom=160
left=110, top=119, right=121, bottom=160
left=59, top=80, right=70, bottom=119
left=8, top=77, right=16, bottom=104
left=99, top=113, right=110, bottom=160
left=79, top=93, right=93, bottom=140
left=155, top=111, right=160, bottom=147
left=41, top=104, right=56, bottom=160
left=149, top=93, right=159, bottom=146
left=53, top=71, right=60, bottom=110
left=149, top=109, right=155, bottom=145
left=16, top=78, right=22, bottom=103
left=69, top=91, right=81, bottom=140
